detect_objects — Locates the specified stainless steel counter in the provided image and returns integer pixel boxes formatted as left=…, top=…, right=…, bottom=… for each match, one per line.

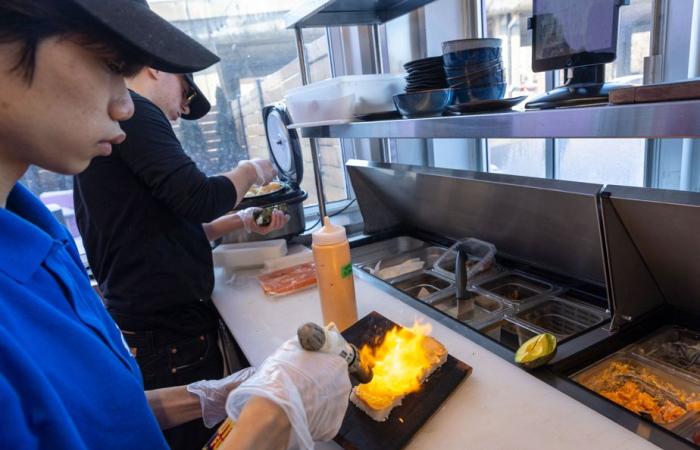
left=212, top=266, right=659, bottom=450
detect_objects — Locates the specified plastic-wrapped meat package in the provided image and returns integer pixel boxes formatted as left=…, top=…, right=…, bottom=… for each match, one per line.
left=257, top=262, right=317, bottom=296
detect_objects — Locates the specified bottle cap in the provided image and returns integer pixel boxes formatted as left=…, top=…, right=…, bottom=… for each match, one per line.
left=312, top=216, right=347, bottom=246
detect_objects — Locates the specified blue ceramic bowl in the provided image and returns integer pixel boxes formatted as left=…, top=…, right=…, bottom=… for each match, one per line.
left=442, top=38, right=502, bottom=54
left=394, top=89, right=455, bottom=117
left=444, top=61, right=502, bottom=79
left=443, top=47, right=501, bottom=69
left=452, top=83, right=507, bottom=104
left=447, top=69, right=505, bottom=88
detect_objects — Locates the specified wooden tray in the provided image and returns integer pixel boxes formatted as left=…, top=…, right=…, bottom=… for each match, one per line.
left=609, top=78, right=700, bottom=105
left=335, top=311, right=473, bottom=450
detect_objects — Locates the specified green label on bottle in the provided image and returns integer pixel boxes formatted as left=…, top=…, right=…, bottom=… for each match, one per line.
left=340, top=263, right=353, bottom=278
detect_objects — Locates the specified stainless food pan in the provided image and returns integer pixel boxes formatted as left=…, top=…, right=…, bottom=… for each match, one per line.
left=513, top=296, right=608, bottom=340
left=360, top=246, right=447, bottom=278
left=475, top=271, right=554, bottom=305
left=390, top=270, right=453, bottom=301
left=628, top=326, right=700, bottom=381
left=350, top=236, right=428, bottom=266
left=673, top=413, right=700, bottom=446
left=430, top=291, right=507, bottom=327
left=480, top=318, right=539, bottom=351
left=572, top=353, right=700, bottom=431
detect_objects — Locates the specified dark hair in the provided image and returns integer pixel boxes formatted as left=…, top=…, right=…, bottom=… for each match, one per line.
left=0, top=0, right=146, bottom=82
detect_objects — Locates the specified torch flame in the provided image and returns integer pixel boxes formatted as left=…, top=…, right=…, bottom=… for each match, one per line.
left=356, top=321, right=434, bottom=410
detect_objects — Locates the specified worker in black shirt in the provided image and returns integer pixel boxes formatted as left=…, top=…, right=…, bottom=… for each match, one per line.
left=73, top=66, right=288, bottom=450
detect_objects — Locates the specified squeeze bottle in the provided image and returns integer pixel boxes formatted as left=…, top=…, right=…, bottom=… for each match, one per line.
left=312, top=217, right=357, bottom=331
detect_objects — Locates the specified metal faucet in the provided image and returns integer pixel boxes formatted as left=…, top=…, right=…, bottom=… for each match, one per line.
left=455, top=242, right=469, bottom=300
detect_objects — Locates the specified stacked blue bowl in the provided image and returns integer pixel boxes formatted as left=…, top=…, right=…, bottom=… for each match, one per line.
left=442, top=38, right=505, bottom=103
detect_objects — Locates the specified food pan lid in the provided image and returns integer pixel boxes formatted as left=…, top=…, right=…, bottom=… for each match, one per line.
left=602, top=185, right=700, bottom=318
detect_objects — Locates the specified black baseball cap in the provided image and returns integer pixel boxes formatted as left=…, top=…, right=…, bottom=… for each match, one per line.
left=67, top=0, right=220, bottom=74
left=182, top=73, right=211, bottom=121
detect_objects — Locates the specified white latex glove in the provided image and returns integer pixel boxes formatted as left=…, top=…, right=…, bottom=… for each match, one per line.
left=240, top=207, right=290, bottom=235
left=187, top=366, right=256, bottom=428
left=226, top=338, right=351, bottom=450
left=238, top=158, right=277, bottom=185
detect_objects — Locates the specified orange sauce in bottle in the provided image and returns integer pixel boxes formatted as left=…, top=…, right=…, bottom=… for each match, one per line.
left=312, top=217, right=357, bottom=331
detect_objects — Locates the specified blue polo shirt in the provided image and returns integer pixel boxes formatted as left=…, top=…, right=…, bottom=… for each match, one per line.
left=0, top=184, right=167, bottom=449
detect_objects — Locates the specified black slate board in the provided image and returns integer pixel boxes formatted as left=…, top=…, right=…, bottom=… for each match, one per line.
left=335, top=311, right=473, bottom=450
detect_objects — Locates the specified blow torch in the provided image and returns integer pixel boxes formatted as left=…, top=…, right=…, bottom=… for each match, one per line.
left=204, top=323, right=370, bottom=450
left=297, top=322, right=373, bottom=384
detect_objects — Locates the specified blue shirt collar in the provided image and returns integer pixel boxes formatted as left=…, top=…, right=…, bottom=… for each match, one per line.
left=0, top=184, right=69, bottom=283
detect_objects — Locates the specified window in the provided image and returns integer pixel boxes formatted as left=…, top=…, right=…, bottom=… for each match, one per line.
left=607, top=0, right=652, bottom=84
left=153, top=1, right=347, bottom=207
left=22, top=0, right=349, bottom=235
left=484, top=0, right=548, bottom=177
left=483, top=0, right=652, bottom=185
left=488, top=139, right=548, bottom=177
left=555, top=139, right=646, bottom=185
left=554, top=0, right=651, bottom=186
left=16, top=1, right=295, bottom=239
left=485, top=0, right=545, bottom=98
left=20, top=169, right=78, bottom=239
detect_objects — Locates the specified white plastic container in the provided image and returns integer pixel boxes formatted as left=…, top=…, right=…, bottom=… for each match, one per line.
left=262, top=245, right=313, bottom=273
left=284, top=74, right=406, bottom=125
left=212, top=239, right=287, bottom=271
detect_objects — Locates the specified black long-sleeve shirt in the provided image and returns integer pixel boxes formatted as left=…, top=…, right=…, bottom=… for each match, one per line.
left=74, top=91, right=237, bottom=333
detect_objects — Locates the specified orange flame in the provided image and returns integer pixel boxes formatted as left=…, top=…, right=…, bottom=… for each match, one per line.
left=356, top=321, right=433, bottom=410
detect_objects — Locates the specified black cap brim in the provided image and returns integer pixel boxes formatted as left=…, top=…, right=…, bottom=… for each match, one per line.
left=68, top=0, right=220, bottom=73
left=182, top=74, right=211, bottom=120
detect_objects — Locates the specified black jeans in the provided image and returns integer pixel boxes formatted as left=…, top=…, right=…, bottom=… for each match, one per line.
left=121, top=328, right=224, bottom=450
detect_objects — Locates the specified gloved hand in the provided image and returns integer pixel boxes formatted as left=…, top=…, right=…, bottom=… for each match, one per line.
left=238, top=158, right=277, bottom=185
left=239, top=207, right=290, bottom=235
left=226, top=338, right=351, bottom=450
left=187, top=366, right=256, bottom=428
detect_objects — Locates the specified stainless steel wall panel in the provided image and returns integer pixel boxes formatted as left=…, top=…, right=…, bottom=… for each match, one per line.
left=347, top=161, right=403, bottom=234
left=347, top=160, right=606, bottom=285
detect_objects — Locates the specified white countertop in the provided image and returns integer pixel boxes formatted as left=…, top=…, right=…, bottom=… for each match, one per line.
left=212, top=264, right=659, bottom=450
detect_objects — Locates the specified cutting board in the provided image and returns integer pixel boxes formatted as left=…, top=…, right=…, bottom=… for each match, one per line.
left=335, top=311, right=473, bottom=450
left=609, top=78, right=700, bottom=104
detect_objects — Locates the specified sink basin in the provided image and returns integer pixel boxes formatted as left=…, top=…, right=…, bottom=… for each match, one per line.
left=431, top=292, right=505, bottom=326
left=391, top=271, right=452, bottom=300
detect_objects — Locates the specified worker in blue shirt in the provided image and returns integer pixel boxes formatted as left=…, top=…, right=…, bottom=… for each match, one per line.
left=0, top=1, right=350, bottom=450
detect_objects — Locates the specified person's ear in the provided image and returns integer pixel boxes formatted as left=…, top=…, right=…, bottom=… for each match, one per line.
left=146, top=68, right=160, bottom=80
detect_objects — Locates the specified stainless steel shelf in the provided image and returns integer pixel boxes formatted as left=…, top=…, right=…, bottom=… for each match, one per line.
left=295, top=100, right=700, bottom=139
left=286, top=0, right=437, bottom=29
